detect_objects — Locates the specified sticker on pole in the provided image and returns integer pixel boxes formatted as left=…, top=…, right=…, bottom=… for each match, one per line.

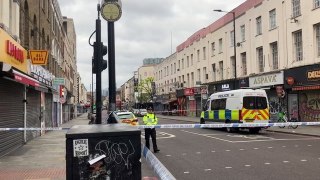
left=29, top=50, right=48, bottom=65
left=73, top=139, right=89, bottom=157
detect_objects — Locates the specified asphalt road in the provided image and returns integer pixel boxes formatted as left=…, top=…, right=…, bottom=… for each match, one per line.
left=139, top=117, right=320, bottom=180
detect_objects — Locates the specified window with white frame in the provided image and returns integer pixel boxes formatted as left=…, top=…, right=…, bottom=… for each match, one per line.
left=256, top=16, right=262, bottom=35
left=182, top=59, right=184, bottom=69
left=211, top=42, right=215, bottom=56
left=240, top=25, right=245, bottom=42
left=191, top=54, right=194, bottom=65
left=178, top=60, right=180, bottom=70
left=219, top=38, right=223, bottom=53
left=315, top=23, right=320, bottom=57
left=293, top=30, right=303, bottom=61
left=174, top=63, right=176, bottom=73
left=257, top=47, right=264, bottom=72
left=241, top=52, right=247, bottom=76
left=167, top=66, right=169, bottom=76
left=187, top=73, right=190, bottom=87
left=219, top=61, right=223, bottom=80
left=315, top=0, right=320, bottom=8
left=197, top=69, right=201, bottom=82
left=292, top=0, right=301, bottom=18
left=230, top=56, right=235, bottom=78
left=187, top=56, right=189, bottom=67
left=191, top=72, right=194, bottom=87
left=203, top=47, right=206, bottom=60
left=212, top=63, right=216, bottom=81
left=269, top=9, right=276, bottom=29
left=197, top=49, right=200, bottom=62
left=270, top=42, right=278, bottom=69
left=171, top=64, right=173, bottom=75
left=203, top=67, right=207, bottom=82
left=230, top=30, right=235, bottom=47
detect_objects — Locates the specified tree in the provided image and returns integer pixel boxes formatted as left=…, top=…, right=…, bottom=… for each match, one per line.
left=136, top=77, right=154, bottom=104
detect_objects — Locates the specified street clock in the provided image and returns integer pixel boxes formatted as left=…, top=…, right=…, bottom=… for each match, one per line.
left=101, top=1, right=122, bottom=22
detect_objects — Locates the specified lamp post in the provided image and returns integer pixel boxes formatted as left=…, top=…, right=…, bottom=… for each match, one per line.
left=213, top=9, right=237, bottom=89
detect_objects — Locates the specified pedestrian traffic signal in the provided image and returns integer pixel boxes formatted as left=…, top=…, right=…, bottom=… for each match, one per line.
left=101, top=42, right=108, bottom=71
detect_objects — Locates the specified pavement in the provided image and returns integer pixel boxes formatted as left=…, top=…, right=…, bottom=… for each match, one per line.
left=0, top=113, right=157, bottom=180
left=156, top=114, right=320, bottom=137
left=0, top=113, right=319, bottom=180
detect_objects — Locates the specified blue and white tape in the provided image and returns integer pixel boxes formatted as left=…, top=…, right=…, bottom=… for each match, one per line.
left=141, top=143, right=176, bottom=180
left=1, top=122, right=320, bottom=131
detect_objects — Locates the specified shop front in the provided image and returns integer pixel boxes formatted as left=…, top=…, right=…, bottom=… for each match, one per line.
left=184, top=88, right=196, bottom=117
left=207, top=78, right=249, bottom=94
left=176, top=89, right=186, bottom=116
left=168, top=92, right=178, bottom=115
left=284, top=65, right=320, bottom=122
left=249, top=71, right=284, bottom=121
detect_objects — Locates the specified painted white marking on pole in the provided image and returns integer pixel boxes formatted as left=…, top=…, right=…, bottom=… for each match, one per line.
left=245, top=165, right=251, bottom=167
left=204, top=169, right=211, bottom=171
left=264, top=162, right=271, bottom=165
left=225, top=167, right=232, bottom=169
left=301, top=159, right=307, bottom=162
left=268, top=147, right=273, bottom=149
left=283, top=161, right=289, bottom=163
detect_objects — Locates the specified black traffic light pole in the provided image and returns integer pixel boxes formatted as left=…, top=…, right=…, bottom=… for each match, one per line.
left=95, top=5, right=102, bottom=124
left=108, top=22, right=116, bottom=112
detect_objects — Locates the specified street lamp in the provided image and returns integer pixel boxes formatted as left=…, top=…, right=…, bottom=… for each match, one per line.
left=213, top=9, right=237, bottom=89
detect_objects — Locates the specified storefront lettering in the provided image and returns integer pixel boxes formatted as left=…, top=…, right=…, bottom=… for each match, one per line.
left=253, top=75, right=276, bottom=85
left=6, top=40, right=24, bottom=63
left=307, top=70, right=320, bottom=80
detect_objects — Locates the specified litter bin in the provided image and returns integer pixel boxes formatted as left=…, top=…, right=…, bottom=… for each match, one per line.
left=66, top=124, right=141, bottom=180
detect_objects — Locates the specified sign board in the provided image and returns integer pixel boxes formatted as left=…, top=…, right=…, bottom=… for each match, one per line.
left=53, top=78, right=65, bottom=85
left=60, top=97, right=66, bottom=104
left=29, top=50, right=48, bottom=65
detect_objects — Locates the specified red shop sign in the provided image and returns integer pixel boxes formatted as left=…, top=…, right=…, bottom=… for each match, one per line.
left=184, top=88, right=194, bottom=96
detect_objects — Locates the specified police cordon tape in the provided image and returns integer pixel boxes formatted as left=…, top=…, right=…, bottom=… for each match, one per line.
left=1, top=122, right=320, bottom=131
left=141, top=143, right=176, bottom=180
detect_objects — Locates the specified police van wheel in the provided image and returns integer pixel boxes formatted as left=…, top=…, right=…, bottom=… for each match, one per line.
left=225, top=120, right=235, bottom=133
left=200, top=118, right=205, bottom=124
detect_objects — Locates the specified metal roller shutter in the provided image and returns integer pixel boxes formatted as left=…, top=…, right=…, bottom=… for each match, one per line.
left=0, top=78, right=24, bottom=157
left=45, top=93, right=53, bottom=128
left=26, top=88, right=41, bottom=142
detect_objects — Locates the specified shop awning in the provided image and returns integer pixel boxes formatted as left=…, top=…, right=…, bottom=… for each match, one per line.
left=292, top=85, right=320, bottom=91
left=12, top=69, right=40, bottom=87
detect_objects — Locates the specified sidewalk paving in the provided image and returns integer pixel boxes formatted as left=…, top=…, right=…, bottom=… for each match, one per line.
left=156, top=114, right=320, bottom=137
left=0, top=114, right=157, bottom=180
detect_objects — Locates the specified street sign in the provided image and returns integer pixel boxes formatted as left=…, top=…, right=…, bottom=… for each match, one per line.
left=29, top=50, right=48, bottom=65
left=53, top=78, right=65, bottom=85
left=60, top=97, right=66, bottom=104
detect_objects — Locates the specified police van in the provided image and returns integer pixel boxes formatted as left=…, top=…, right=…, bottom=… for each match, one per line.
left=200, top=89, right=269, bottom=133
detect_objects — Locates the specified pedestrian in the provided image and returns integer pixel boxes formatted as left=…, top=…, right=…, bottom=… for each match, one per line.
left=143, top=107, right=160, bottom=153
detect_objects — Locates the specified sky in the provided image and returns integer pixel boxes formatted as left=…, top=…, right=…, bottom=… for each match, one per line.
left=58, top=0, right=246, bottom=91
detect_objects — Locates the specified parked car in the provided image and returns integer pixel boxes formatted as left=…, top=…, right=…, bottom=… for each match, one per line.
left=116, top=112, right=139, bottom=126
left=137, top=109, right=147, bottom=117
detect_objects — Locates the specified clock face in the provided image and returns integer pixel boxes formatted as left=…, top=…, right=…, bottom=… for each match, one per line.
left=101, top=3, right=122, bottom=22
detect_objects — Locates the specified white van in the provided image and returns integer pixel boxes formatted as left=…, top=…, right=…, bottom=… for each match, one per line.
left=200, top=89, right=270, bottom=133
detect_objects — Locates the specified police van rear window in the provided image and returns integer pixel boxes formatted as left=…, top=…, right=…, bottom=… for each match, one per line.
left=243, top=97, right=267, bottom=109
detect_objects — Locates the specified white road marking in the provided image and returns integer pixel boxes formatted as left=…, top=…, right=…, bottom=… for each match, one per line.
left=245, top=165, right=251, bottom=167
left=225, top=150, right=231, bottom=152
left=182, top=153, right=187, bottom=156
left=253, top=148, right=259, bottom=150
left=307, top=145, right=312, bottom=147
left=264, top=163, right=271, bottom=165
left=181, top=130, right=233, bottom=142
left=294, top=145, right=299, bottom=147
left=301, top=159, right=307, bottom=162
left=204, top=169, right=211, bottom=171
left=184, top=172, right=190, bottom=174
left=211, top=150, right=216, bottom=153
left=283, top=161, right=290, bottom=163
left=141, top=132, right=175, bottom=139
left=268, top=147, right=273, bottom=149
left=318, top=158, right=320, bottom=160
left=239, top=149, right=245, bottom=151
left=225, top=167, right=232, bottom=169
left=196, top=152, right=201, bottom=154
left=165, top=155, right=172, bottom=157
left=282, top=146, right=286, bottom=148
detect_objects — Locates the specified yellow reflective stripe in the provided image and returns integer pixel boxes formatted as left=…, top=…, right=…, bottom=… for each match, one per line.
left=209, top=111, right=214, bottom=119
left=231, top=110, right=239, bottom=120
left=219, top=110, right=225, bottom=120
left=201, top=111, right=204, bottom=118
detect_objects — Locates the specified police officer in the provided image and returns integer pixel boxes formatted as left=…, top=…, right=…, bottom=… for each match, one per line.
left=143, top=107, right=160, bottom=153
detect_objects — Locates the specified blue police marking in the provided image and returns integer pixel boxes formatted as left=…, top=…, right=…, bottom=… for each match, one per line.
left=141, top=144, right=176, bottom=180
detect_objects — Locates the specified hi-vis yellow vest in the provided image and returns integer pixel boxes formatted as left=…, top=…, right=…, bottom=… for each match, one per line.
left=143, top=113, right=158, bottom=125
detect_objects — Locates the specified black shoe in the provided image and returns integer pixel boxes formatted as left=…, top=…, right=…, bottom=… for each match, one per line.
left=154, top=149, right=160, bottom=153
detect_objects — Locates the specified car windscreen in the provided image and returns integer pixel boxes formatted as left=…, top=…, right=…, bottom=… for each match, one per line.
left=117, top=114, right=134, bottom=119
left=243, top=96, right=267, bottom=109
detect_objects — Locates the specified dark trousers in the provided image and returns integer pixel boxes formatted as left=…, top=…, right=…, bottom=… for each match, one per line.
left=144, top=128, right=158, bottom=151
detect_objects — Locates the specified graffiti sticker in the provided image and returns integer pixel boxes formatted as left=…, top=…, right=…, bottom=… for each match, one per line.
left=73, top=139, right=89, bottom=157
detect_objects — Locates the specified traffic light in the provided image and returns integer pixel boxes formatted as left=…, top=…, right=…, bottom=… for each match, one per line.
left=92, top=42, right=98, bottom=74
left=101, top=42, right=108, bottom=71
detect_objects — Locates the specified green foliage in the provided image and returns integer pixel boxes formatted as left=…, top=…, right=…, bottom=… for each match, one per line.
left=136, top=77, right=154, bottom=104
